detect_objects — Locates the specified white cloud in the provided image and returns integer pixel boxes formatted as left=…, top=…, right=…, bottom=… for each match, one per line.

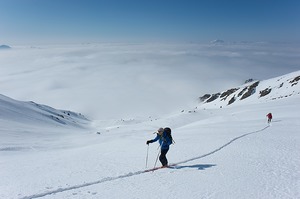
left=0, top=42, right=299, bottom=119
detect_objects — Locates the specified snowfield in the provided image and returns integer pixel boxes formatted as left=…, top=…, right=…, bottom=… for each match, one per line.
left=1, top=75, right=299, bottom=198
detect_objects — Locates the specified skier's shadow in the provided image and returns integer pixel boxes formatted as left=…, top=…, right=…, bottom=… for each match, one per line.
left=171, top=164, right=216, bottom=170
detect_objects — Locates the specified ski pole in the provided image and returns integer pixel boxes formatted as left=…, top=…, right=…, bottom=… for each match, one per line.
left=153, top=145, right=161, bottom=169
left=145, top=144, right=149, bottom=168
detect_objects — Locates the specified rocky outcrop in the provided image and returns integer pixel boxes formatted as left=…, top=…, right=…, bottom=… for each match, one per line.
left=220, top=88, right=239, bottom=101
left=290, top=76, right=300, bottom=86
left=260, top=88, right=272, bottom=97
left=198, top=70, right=300, bottom=108
left=240, top=81, right=260, bottom=100
left=206, top=93, right=221, bottom=103
left=228, top=96, right=236, bottom=105
left=199, top=94, right=211, bottom=102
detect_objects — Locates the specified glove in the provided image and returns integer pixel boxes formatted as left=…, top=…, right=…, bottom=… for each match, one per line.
left=146, top=140, right=151, bottom=145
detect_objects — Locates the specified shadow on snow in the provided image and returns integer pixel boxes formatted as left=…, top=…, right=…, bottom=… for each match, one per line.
left=171, top=164, right=216, bottom=170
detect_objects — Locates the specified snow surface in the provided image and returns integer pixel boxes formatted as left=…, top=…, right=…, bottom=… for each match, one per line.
left=201, top=70, right=300, bottom=108
left=1, top=71, right=300, bottom=199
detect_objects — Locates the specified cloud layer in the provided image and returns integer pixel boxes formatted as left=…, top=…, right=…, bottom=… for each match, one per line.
left=0, top=42, right=299, bottom=119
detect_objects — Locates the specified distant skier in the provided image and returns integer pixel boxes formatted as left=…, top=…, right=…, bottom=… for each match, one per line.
left=146, top=127, right=173, bottom=167
left=266, top=113, right=273, bottom=123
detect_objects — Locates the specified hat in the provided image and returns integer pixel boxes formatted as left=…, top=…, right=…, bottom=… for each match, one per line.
left=157, top=128, right=164, bottom=133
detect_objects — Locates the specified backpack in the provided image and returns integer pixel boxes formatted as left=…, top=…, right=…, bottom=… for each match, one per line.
left=164, top=127, right=174, bottom=144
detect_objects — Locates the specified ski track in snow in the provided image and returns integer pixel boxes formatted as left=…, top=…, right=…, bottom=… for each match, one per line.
left=20, top=125, right=270, bottom=199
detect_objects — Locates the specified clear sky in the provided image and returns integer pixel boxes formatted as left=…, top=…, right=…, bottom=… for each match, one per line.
left=0, top=0, right=300, bottom=44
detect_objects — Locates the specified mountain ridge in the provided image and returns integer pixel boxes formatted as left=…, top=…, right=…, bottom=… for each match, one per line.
left=199, top=70, right=300, bottom=108
left=0, top=44, right=11, bottom=49
left=0, top=94, right=89, bottom=128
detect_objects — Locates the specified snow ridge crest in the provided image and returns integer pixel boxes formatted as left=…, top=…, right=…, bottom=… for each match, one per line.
left=199, top=70, right=300, bottom=108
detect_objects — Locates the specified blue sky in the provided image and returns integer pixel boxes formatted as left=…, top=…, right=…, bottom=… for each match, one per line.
left=0, top=0, right=300, bottom=44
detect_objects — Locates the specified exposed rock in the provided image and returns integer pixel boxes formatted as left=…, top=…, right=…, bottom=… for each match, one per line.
left=220, top=88, right=239, bottom=101
left=206, top=93, right=221, bottom=103
left=279, top=83, right=284, bottom=88
left=238, top=87, right=247, bottom=97
left=290, top=76, right=300, bottom=86
left=240, top=81, right=260, bottom=100
left=244, top=79, right=254, bottom=84
left=199, top=94, right=211, bottom=102
left=259, top=88, right=272, bottom=97
left=228, top=96, right=236, bottom=105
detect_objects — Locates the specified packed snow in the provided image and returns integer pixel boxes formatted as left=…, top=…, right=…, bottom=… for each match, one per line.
left=1, top=71, right=300, bottom=199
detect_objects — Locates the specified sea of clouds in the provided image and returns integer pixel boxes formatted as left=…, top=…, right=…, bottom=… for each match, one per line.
left=0, top=42, right=299, bottom=119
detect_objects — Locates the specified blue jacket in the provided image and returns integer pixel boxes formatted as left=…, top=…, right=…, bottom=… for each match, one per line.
left=150, top=132, right=172, bottom=150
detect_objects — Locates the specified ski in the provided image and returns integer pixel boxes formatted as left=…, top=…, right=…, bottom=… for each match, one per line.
left=144, top=166, right=165, bottom=172
left=144, top=164, right=177, bottom=172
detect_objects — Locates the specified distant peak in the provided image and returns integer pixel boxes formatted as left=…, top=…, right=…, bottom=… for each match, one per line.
left=0, top=45, right=11, bottom=49
left=210, top=39, right=225, bottom=44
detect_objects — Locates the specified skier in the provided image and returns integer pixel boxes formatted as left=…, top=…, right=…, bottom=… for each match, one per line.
left=266, top=113, right=273, bottom=123
left=146, top=127, right=173, bottom=167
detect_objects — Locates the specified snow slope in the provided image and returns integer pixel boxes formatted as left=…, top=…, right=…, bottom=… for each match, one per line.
left=0, top=94, right=89, bottom=128
left=0, top=94, right=90, bottom=152
left=200, top=70, right=300, bottom=108
left=1, top=71, right=300, bottom=199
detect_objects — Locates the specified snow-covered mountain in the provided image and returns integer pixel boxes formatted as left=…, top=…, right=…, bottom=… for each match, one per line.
left=0, top=45, right=11, bottom=49
left=199, top=70, right=300, bottom=108
left=0, top=94, right=89, bottom=128
left=210, top=39, right=225, bottom=45
left=1, top=71, right=299, bottom=199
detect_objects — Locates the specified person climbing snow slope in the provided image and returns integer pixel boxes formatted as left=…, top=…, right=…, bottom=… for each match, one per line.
left=146, top=127, right=173, bottom=167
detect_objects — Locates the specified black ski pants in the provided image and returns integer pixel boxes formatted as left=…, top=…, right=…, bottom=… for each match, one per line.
left=159, top=148, right=169, bottom=166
